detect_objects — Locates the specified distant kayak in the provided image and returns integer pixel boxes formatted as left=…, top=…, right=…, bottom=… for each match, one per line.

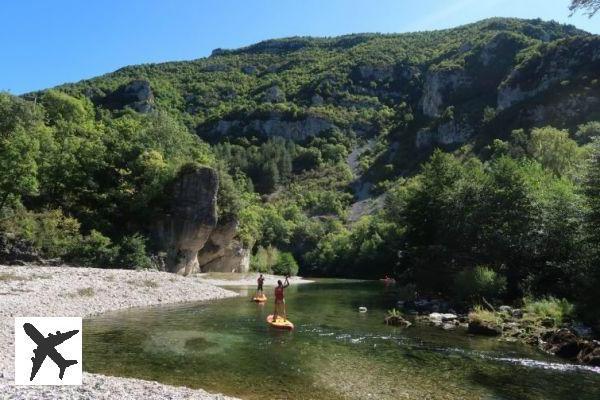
left=252, top=294, right=267, bottom=302
left=380, top=278, right=396, bottom=284
left=266, top=314, right=294, bottom=330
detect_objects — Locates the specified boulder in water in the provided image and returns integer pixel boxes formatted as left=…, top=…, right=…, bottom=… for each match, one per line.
left=468, top=320, right=502, bottom=336
left=384, top=315, right=411, bottom=327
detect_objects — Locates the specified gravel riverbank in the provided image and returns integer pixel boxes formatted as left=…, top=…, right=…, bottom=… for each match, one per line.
left=0, top=265, right=240, bottom=399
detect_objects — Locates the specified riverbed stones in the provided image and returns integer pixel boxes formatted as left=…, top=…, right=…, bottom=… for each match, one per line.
left=541, top=328, right=600, bottom=365
left=0, top=264, right=239, bottom=399
left=384, top=315, right=412, bottom=327
left=468, top=320, right=502, bottom=336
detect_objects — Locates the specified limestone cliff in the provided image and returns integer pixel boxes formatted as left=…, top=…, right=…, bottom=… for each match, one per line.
left=153, top=166, right=250, bottom=275
left=155, top=165, right=218, bottom=275
left=208, top=111, right=335, bottom=141
left=196, top=220, right=250, bottom=273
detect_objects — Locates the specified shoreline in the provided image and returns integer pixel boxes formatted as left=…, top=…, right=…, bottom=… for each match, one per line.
left=0, top=264, right=240, bottom=400
left=194, top=272, right=314, bottom=287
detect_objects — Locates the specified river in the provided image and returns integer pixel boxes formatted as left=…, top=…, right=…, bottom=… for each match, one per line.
left=83, top=280, right=600, bottom=399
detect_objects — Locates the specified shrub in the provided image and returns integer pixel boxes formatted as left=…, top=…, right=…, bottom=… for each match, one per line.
left=272, top=252, right=299, bottom=276
left=115, top=234, right=152, bottom=269
left=3, top=209, right=82, bottom=258
left=250, top=245, right=279, bottom=273
left=454, top=266, right=507, bottom=303
left=70, top=230, right=119, bottom=267
left=468, top=305, right=502, bottom=326
left=523, top=297, right=574, bottom=325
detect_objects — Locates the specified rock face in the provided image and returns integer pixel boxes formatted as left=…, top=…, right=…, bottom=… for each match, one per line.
left=497, top=36, right=600, bottom=111
left=263, top=85, right=286, bottom=103
left=155, top=165, right=218, bottom=275
left=420, top=68, right=471, bottom=117
left=211, top=112, right=334, bottom=140
left=103, top=79, right=155, bottom=113
left=197, top=220, right=250, bottom=273
left=200, top=239, right=250, bottom=273
left=415, top=120, right=474, bottom=148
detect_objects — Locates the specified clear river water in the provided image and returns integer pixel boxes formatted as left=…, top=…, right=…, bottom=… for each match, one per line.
left=83, top=280, right=600, bottom=400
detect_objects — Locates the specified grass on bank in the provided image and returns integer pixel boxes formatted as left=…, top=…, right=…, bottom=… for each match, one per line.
left=523, top=297, right=574, bottom=325
left=0, top=273, right=29, bottom=282
left=468, top=305, right=502, bottom=326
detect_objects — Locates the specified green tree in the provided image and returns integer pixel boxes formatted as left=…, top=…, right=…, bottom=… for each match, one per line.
left=527, top=126, right=581, bottom=178
left=115, top=234, right=152, bottom=269
left=273, top=252, right=299, bottom=276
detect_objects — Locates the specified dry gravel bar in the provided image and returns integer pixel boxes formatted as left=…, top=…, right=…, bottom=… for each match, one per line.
left=0, top=265, right=240, bottom=399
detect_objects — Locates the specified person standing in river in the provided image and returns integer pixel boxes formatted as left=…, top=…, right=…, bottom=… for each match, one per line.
left=256, top=273, right=265, bottom=297
left=273, top=276, right=290, bottom=320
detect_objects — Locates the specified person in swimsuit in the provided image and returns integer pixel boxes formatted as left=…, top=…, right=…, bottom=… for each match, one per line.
left=257, top=274, right=265, bottom=297
left=273, top=276, right=290, bottom=320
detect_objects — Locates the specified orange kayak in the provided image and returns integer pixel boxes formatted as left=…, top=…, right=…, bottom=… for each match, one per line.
left=252, top=294, right=267, bottom=302
left=266, top=314, right=294, bottom=330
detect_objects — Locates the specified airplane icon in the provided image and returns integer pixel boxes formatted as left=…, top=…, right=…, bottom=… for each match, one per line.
left=23, top=322, right=79, bottom=381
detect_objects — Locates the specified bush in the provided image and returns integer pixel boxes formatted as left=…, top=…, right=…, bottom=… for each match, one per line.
left=70, top=230, right=119, bottom=267
left=272, top=252, right=299, bottom=276
left=2, top=209, right=82, bottom=258
left=250, top=245, right=279, bottom=273
left=115, top=234, right=152, bottom=269
left=468, top=305, right=502, bottom=326
left=523, top=297, right=574, bottom=325
left=454, top=266, right=507, bottom=303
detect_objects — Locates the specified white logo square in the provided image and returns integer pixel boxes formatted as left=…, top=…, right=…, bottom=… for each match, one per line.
left=14, top=317, right=82, bottom=385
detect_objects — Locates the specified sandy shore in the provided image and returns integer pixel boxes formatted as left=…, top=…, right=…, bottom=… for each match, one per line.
left=0, top=265, right=239, bottom=400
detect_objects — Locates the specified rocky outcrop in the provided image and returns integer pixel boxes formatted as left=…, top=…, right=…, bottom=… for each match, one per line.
left=154, top=165, right=218, bottom=275
left=103, top=79, right=155, bottom=113
left=416, top=120, right=474, bottom=148
left=241, top=65, right=258, bottom=75
left=196, top=220, right=250, bottom=273
left=263, top=85, right=286, bottom=103
left=355, top=64, right=394, bottom=81
left=200, top=239, right=250, bottom=273
left=541, top=329, right=600, bottom=366
left=498, top=36, right=600, bottom=110
left=468, top=319, right=502, bottom=336
left=211, top=112, right=335, bottom=140
left=420, top=68, right=472, bottom=117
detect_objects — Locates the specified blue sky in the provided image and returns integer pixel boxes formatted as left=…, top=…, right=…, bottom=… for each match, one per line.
left=1, top=0, right=597, bottom=94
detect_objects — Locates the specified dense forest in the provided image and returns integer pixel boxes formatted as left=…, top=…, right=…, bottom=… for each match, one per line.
left=1, top=18, right=600, bottom=326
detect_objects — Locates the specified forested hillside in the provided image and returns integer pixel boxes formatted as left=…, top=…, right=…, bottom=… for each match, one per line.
left=2, top=18, right=600, bottom=325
